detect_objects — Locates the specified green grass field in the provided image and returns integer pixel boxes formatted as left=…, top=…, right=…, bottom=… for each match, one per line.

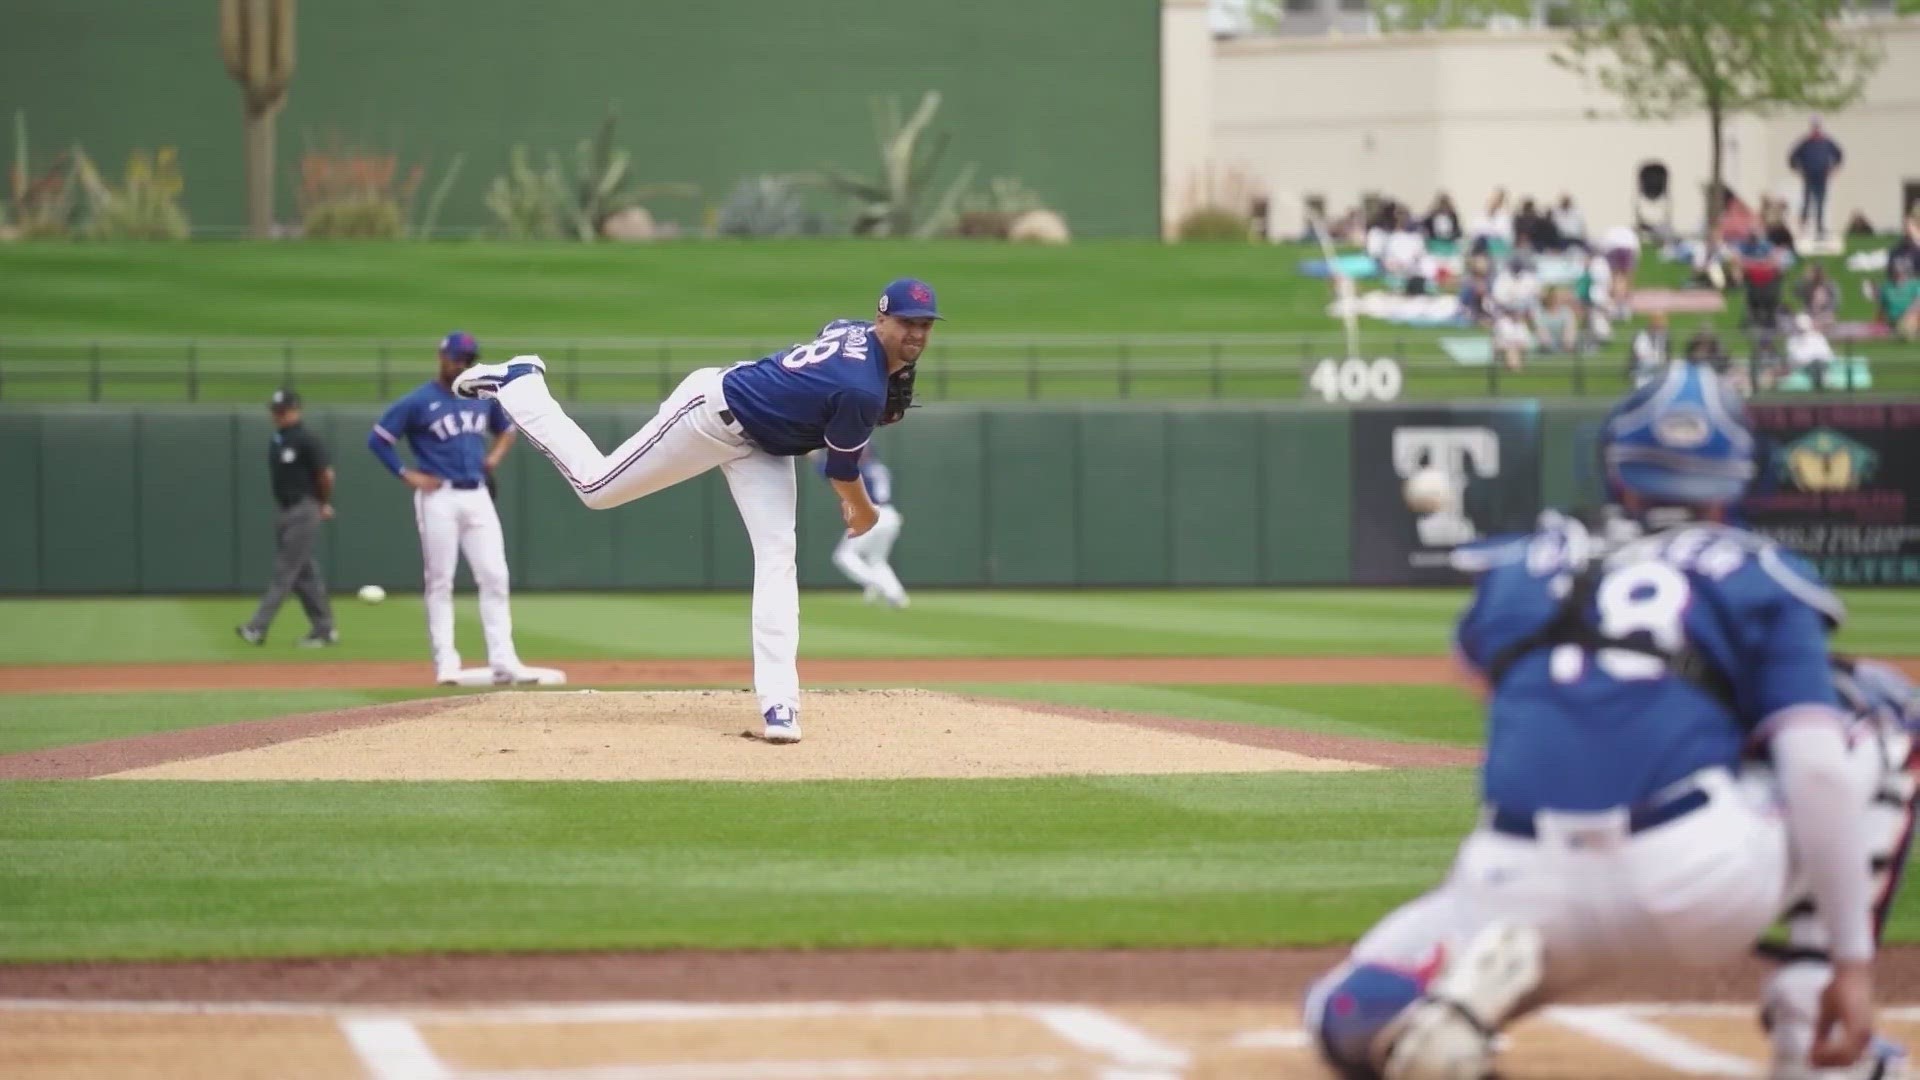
left=1, top=589, right=1917, bottom=963
left=2, top=240, right=1914, bottom=402
left=1, top=588, right=1915, bottom=665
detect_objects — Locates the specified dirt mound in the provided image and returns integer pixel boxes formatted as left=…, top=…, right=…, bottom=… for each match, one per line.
left=102, top=690, right=1377, bottom=783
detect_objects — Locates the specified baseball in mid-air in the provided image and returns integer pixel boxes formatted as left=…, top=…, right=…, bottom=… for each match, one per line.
left=357, top=584, right=387, bottom=604
left=1403, top=468, right=1455, bottom=514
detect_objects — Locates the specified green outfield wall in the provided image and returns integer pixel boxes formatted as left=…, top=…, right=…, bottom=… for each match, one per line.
left=10, top=398, right=1915, bottom=594
left=0, top=401, right=1602, bottom=595
left=1, top=0, right=1159, bottom=236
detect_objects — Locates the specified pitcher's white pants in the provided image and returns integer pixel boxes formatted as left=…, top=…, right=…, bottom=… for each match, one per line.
left=1329, top=769, right=1788, bottom=1001
left=832, top=505, right=905, bottom=604
left=414, top=486, right=521, bottom=675
left=497, top=365, right=800, bottom=713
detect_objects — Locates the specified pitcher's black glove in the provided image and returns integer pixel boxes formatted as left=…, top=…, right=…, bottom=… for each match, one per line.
left=880, top=363, right=918, bottom=426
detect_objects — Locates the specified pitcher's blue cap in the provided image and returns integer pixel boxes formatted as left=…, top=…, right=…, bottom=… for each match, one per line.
left=439, top=331, right=480, bottom=360
left=877, top=279, right=941, bottom=320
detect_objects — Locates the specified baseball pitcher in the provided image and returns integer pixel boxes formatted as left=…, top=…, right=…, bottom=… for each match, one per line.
left=812, top=446, right=908, bottom=609
left=1306, top=364, right=1881, bottom=1080
left=367, top=332, right=536, bottom=685
left=450, top=279, right=936, bottom=744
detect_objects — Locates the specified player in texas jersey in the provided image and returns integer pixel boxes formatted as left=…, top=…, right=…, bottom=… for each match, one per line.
left=450, top=279, right=938, bottom=744
left=367, top=332, right=537, bottom=685
left=1306, top=363, right=1879, bottom=1080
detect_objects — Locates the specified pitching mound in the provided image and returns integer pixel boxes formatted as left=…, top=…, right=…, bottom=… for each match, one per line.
left=100, top=690, right=1375, bottom=783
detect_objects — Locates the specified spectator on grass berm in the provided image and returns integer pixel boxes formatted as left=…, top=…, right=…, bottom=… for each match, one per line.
left=236, top=389, right=338, bottom=648
left=1382, top=209, right=1433, bottom=293
left=1788, top=117, right=1844, bottom=239
left=1423, top=192, right=1462, bottom=243
left=1629, top=311, right=1671, bottom=387
left=1600, top=225, right=1640, bottom=310
left=1534, top=287, right=1580, bottom=355
left=1457, top=265, right=1494, bottom=327
left=1684, top=327, right=1752, bottom=395
left=1470, top=188, right=1515, bottom=251
left=1778, top=312, right=1836, bottom=389
left=1889, top=211, right=1920, bottom=281
left=1552, top=194, right=1588, bottom=251
left=1760, top=195, right=1799, bottom=258
left=1491, top=256, right=1542, bottom=371
left=1794, top=262, right=1840, bottom=329
left=1863, top=262, right=1920, bottom=342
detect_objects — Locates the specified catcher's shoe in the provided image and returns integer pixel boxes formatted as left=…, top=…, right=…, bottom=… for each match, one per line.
left=763, top=704, right=801, bottom=744
left=1768, top=1036, right=1909, bottom=1080
left=452, top=355, right=546, bottom=400
left=1383, top=925, right=1543, bottom=1080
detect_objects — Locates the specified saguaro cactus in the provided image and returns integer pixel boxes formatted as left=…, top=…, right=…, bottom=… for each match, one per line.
left=219, top=0, right=296, bottom=237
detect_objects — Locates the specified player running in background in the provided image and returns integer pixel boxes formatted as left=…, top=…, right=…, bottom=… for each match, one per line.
left=811, top=446, right=908, bottom=609
left=1305, top=364, right=1880, bottom=1080
left=451, top=280, right=935, bottom=744
left=368, top=332, right=536, bottom=686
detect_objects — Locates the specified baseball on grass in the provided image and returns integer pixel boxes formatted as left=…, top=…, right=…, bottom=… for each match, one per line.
left=357, top=584, right=387, bottom=604
left=1403, top=468, right=1455, bottom=514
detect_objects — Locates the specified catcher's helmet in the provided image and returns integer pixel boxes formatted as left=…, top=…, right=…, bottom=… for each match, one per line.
left=1599, top=362, right=1755, bottom=506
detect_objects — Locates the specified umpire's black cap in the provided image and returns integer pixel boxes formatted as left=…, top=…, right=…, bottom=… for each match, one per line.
left=269, top=388, right=301, bottom=411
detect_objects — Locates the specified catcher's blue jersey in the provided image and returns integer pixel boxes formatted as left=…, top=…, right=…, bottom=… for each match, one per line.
left=720, top=319, right=889, bottom=458
left=1455, top=518, right=1843, bottom=813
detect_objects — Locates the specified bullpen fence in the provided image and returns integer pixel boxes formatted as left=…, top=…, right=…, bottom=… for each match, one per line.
left=0, top=334, right=1912, bottom=405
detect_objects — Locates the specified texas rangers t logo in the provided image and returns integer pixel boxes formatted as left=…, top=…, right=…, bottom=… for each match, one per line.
left=1393, top=426, right=1500, bottom=548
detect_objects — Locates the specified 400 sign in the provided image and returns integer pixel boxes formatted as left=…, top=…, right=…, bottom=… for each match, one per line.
left=1307, top=357, right=1403, bottom=403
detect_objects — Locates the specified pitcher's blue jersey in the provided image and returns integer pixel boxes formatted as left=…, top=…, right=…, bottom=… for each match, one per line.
left=371, top=381, right=510, bottom=485
left=721, top=319, right=889, bottom=460
left=813, top=452, right=893, bottom=506
left=1454, top=518, right=1843, bottom=813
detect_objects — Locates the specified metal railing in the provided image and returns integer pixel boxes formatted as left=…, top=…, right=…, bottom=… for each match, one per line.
left=0, top=334, right=1907, bottom=404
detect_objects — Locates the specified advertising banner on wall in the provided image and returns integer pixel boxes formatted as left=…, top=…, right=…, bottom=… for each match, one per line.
left=1349, top=404, right=1543, bottom=585
left=1743, top=402, right=1920, bottom=587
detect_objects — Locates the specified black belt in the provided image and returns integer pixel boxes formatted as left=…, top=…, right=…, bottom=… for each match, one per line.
left=448, top=479, right=483, bottom=490
left=1488, top=785, right=1711, bottom=840
left=718, top=408, right=738, bottom=426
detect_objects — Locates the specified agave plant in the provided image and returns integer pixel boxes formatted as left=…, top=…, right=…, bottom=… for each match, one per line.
left=715, top=175, right=821, bottom=237
left=5, top=111, right=81, bottom=239
left=485, top=146, right=569, bottom=239
left=73, top=146, right=192, bottom=240
left=486, top=107, right=696, bottom=241
left=825, top=91, right=976, bottom=239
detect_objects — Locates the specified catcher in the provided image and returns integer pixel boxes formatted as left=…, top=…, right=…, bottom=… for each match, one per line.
left=451, top=279, right=933, bottom=745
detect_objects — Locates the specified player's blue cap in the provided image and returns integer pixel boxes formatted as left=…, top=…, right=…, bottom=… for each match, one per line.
left=439, top=331, right=480, bottom=361
left=877, top=279, right=941, bottom=320
left=1600, top=362, right=1755, bottom=506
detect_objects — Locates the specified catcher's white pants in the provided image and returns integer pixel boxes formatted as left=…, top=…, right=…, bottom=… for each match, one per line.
left=496, top=365, right=800, bottom=713
left=414, top=486, right=521, bottom=675
left=832, top=504, right=905, bottom=604
left=1323, top=767, right=1788, bottom=1002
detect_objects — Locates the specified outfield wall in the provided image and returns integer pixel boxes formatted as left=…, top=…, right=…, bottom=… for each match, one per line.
left=7, top=399, right=1917, bottom=594
left=0, top=401, right=1601, bottom=595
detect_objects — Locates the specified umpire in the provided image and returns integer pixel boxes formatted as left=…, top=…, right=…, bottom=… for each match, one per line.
left=236, top=389, right=339, bottom=646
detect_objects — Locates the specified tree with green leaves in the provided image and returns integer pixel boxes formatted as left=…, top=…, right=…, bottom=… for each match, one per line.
left=1552, top=0, right=1885, bottom=238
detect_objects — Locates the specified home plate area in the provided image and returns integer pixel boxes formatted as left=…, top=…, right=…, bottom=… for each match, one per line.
left=8, top=998, right=1920, bottom=1078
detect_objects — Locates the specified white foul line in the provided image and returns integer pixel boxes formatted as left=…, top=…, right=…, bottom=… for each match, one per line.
left=1030, top=1005, right=1190, bottom=1080
left=1546, top=1006, right=1760, bottom=1077
left=460, top=1056, right=1072, bottom=1080
left=340, top=1017, right=452, bottom=1080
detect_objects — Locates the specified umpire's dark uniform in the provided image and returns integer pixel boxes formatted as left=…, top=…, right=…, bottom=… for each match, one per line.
left=237, top=389, right=338, bottom=646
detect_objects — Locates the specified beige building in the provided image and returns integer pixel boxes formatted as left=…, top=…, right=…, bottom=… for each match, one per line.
left=1163, top=4, right=1920, bottom=241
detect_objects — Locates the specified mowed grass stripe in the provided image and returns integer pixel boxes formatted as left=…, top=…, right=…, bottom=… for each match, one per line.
left=2, top=590, right=1913, bottom=666
left=0, top=772, right=1471, bottom=961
